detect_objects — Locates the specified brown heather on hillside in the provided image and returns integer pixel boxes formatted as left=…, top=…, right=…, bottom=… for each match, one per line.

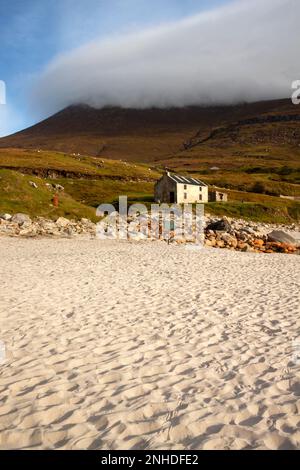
left=1, top=99, right=299, bottom=164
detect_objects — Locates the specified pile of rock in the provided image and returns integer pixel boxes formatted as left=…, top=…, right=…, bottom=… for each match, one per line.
left=204, top=217, right=300, bottom=254
left=0, top=214, right=96, bottom=238
left=0, top=212, right=299, bottom=254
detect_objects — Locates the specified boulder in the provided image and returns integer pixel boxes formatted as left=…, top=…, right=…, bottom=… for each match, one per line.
left=37, top=219, right=60, bottom=236
left=29, top=181, right=38, bottom=189
left=63, top=227, right=74, bottom=237
left=252, top=239, right=265, bottom=247
left=207, top=229, right=216, bottom=237
left=235, top=230, right=250, bottom=241
left=0, top=213, right=12, bottom=221
left=19, top=226, right=38, bottom=237
left=221, top=233, right=238, bottom=248
left=210, top=237, right=217, bottom=247
left=240, top=227, right=257, bottom=235
left=267, top=230, right=298, bottom=246
left=11, top=213, right=32, bottom=227
left=80, top=218, right=90, bottom=225
left=56, top=217, right=70, bottom=228
left=206, top=218, right=231, bottom=233
left=205, top=235, right=217, bottom=246
left=77, top=219, right=95, bottom=235
left=241, top=244, right=254, bottom=253
left=283, top=244, right=297, bottom=253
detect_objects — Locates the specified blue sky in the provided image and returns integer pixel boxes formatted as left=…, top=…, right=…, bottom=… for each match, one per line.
left=0, top=0, right=228, bottom=136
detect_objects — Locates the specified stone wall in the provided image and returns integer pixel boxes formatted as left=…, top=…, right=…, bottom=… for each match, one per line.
left=209, top=191, right=228, bottom=202
left=154, top=174, right=177, bottom=203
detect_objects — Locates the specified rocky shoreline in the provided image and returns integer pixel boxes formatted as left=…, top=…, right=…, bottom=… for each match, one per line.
left=203, top=217, right=300, bottom=254
left=0, top=212, right=299, bottom=254
left=0, top=213, right=96, bottom=238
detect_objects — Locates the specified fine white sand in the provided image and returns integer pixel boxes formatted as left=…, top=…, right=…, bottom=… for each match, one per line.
left=0, top=238, right=299, bottom=450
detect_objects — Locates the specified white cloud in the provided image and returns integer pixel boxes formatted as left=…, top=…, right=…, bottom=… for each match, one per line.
left=32, top=0, right=299, bottom=117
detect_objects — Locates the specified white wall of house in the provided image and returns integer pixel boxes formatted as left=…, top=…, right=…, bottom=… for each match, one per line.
left=155, top=174, right=208, bottom=204
left=176, top=183, right=208, bottom=204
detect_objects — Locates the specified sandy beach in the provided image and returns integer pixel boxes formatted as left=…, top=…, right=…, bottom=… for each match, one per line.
left=0, top=238, right=299, bottom=450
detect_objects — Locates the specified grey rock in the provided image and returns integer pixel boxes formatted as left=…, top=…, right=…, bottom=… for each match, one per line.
left=267, top=230, right=298, bottom=246
left=64, top=227, right=74, bottom=237
left=221, top=233, right=238, bottom=248
left=37, top=219, right=58, bottom=235
left=240, top=227, right=256, bottom=235
left=11, top=213, right=32, bottom=227
left=80, top=218, right=96, bottom=230
left=206, top=218, right=231, bottom=233
left=235, top=231, right=249, bottom=241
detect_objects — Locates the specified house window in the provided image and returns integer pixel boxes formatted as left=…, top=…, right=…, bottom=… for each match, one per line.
left=199, top=187, right=202, bottom=192
left=184, top=185, right=187, bottom=190
left=199, top=195, right=202, bottom=201
left=184, top=193, right=187, bottom=200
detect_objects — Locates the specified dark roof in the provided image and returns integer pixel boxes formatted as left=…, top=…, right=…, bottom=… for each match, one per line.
left=168, top=174, right=207, bottom=187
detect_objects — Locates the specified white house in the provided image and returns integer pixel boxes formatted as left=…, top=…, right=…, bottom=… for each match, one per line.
left=154, top=171, right=208, bottom=204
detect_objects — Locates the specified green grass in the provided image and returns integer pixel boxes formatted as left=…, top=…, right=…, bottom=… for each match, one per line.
left=0, top=169, right=97, bottom=221
left=207, top=201, right=300, bottom=224
left=51, top=178, right=155, bottom=208
left=199, top=173, right=300, bottom=197
left=205, top=188, right=300, bottom=223
left=1, top=147, right=300, bottom=224
left=0, top=169, right=156, bottom=221
left=159, top=139, right=300, bottom=198
left=0, top=148, right=160, bottom=179
left=1, top=168, right=299, bottom=224
left=0, top=149, right=159, bottom=221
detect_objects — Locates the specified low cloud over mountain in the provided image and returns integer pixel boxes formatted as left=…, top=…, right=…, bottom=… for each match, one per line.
left=33, top=0, right=299, bottom=117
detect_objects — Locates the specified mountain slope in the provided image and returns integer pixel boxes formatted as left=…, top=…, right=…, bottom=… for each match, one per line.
left=0, top=99, right=299, bottom=223
left=1, top=99, right=299, bottom=163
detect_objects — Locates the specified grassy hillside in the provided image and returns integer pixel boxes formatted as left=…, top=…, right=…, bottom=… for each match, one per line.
left=0, top=148, right=159, bottom=179
left=0, top=99, right=299, bottom=223
left=0, top=151, right=157, bottom=221
left=1, top=170, right=299, bottom=224
left=0, top=169, right=97, bottom=221
left=206, top=189, right=300, bottom=224
left=1, top=168, right=299, bottom=225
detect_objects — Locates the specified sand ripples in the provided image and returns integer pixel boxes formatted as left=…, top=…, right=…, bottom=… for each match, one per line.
left=0, top=239, right=299, bottom=449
